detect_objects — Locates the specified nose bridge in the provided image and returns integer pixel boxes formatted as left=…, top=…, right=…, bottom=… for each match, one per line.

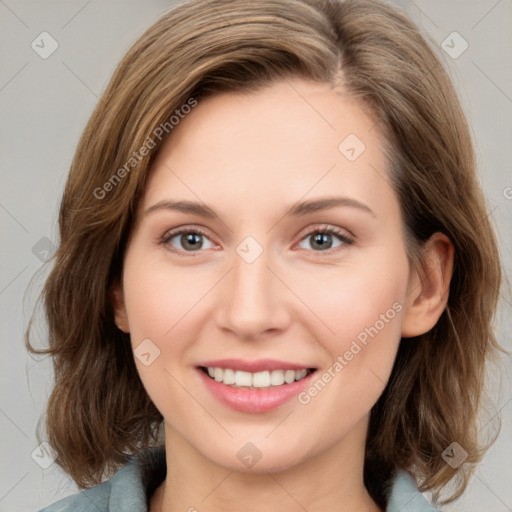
left=216, top=236, right=289, bottom=338
left=233, top=243, right=271, bottom=300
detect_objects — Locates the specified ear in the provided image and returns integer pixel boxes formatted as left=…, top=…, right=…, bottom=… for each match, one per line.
left=401, top=232, right=454, bottom=338
left=110, top=281, right=130, bottom=333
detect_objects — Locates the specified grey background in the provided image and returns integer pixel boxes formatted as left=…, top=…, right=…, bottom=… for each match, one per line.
left=1, top=0, right=511, bottom=510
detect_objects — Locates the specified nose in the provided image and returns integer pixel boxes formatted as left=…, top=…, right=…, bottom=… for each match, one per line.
left=215, top=246, right=291, bottom=340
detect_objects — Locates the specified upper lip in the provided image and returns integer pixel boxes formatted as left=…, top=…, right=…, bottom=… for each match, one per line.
left=197, top=358, right=315, bottom=372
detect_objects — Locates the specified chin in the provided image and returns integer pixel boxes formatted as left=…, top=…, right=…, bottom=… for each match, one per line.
left=200, top=437, right=311, bottom=474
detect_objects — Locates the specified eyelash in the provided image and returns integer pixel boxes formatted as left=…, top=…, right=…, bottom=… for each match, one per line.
left=158, top=224, right=355, bottom=256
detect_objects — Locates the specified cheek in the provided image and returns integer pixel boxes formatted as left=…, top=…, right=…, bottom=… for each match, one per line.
left=121, top=251, right=206, bottom=419
left=331, top=281, right=403, bottom=363
left=122, top=249, right=211, bottom=343
left=297, top=252, right=406, bottom=353
left=121, top=250, right=219, bottom=410
left=295, top=252, right=407, bottom=410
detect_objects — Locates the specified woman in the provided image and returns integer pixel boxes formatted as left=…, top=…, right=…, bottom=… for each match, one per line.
left=27, top=0, right=502, bottom=510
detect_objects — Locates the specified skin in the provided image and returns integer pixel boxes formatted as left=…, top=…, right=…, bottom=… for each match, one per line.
left=113, top=77, right=454, bottom=512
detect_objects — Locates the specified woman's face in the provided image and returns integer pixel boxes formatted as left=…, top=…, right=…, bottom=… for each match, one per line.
left=115, top=78, right=413, bottom=473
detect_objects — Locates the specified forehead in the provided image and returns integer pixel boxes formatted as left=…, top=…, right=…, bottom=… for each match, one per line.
left=141, top=78, right=396, bottom=223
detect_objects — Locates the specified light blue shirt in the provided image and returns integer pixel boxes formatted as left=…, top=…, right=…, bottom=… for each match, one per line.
left=38, top=446, right=439, bottom=511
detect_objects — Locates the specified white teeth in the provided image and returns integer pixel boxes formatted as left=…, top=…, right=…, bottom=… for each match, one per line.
left=270, top=369, right=285, bottom=386
left=223, top=368, right=235, bottom=385
left=204, top=367, right=311, bottom=388
left=234, top=370, right=252, bottom=387
left=214, top=367, right=223, bottom=382
left=295, top=369, right=308, bottom=380
left=252, top=371, right=270, bottom=388
left=284, top=370, right=296, bottom=384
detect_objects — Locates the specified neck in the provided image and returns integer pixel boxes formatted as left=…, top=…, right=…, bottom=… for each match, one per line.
left=151, top=417, right=382, bottom=512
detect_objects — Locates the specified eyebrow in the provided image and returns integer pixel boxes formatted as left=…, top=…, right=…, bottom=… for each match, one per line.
left=144, top=196, right=376, bottom=219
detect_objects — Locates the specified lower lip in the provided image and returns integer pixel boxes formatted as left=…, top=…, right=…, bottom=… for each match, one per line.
left=197, top=368, right=315, bottom=413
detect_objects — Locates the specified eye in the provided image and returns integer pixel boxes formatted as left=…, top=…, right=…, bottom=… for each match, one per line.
left=159, top=227, right=215, bottom=253
left=159, top=224, right=354, bottom=255
left=296, top=225, right=354, bottom=252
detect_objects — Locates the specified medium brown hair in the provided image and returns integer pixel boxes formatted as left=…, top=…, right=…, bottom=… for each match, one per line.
left=26, top=0, right=502, bottom=506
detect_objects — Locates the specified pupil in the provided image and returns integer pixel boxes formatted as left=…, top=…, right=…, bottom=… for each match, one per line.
left=313, top=233, right=331, bottom=250
left=183, top=233, right=202, bottom=250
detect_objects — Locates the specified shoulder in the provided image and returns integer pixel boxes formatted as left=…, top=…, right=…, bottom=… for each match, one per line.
left=387, top=470, right=441, bottom=512
left=37, top=479, right=111, bottom=512
left=37, top=446, right=166, bottom=512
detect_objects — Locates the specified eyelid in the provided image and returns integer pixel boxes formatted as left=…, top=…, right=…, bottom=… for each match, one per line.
left=161, top=225, right=210, bottom=240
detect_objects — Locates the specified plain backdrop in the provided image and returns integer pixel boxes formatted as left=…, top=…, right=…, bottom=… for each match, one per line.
left=1, top=0, right=511, bottom=511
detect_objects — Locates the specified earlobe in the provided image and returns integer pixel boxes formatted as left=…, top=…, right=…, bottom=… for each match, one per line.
left=111, top=282, right=130, bottom=333
left=401, top=232, right=454, bottom=338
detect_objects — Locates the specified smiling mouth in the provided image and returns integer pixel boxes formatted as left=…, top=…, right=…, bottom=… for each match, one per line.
left=199, top=366, right=317, bottom=389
